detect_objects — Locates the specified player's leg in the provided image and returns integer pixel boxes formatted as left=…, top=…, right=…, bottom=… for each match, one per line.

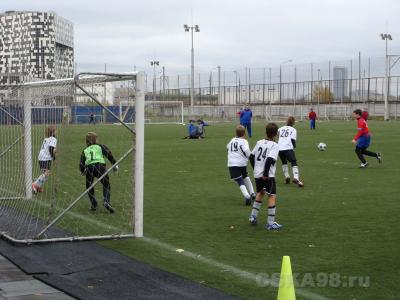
left=279, top=151, right=290, bottom=184
left=265, top=179, right=282, bottom=230
left=98, top=164, right=114, bottom=213
left=86, top=165, right=97, bottom=210
left=288, top=151, right=303, bottom=187
left=355, top=147, right=366, bottom=163
left=361, top=145, right=382, bottom=163
left=246, top=123, right=252, bottom=138
left=32, top=161, right=51, bottom=193
left=229, top=167, right=251, bottom=205
left=242, top=168, right=256, bottom=201
left=249, top=178, right=265, bottom=224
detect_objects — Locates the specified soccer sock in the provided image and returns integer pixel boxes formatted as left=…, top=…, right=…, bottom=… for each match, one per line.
left=282, top=164, right=289, bottom=178
left=292, top=166, right=299, bottom=181
left=251, top=200, right=262, bottom=217
left=363, top=149, right=377, bottom=157
left=239, top=185, right=251, bottom=199
left=267, top=205, right=276, bottom=225
left=243, top=177, right=255, bottom=196
left=35, top=174, right=48, bottom=187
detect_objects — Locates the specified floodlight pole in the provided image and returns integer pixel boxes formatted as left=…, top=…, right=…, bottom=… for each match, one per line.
left=279, top=59, right=292, bottom=103
left=381, top=33, right=392, bottom=121
left=150, top=61, right=159, bottom=101
left=184, top=24, right=200, bottom=116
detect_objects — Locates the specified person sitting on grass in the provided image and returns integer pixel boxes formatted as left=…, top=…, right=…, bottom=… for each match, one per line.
left=197, top=119, right=209, bottom=138
left=79, top=132, right=119, bottom=213
left=184, top=120, right=202, bottom=139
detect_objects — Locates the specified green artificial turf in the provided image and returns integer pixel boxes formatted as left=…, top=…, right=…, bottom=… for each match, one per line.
left=1, top=120, right=399, bottom=299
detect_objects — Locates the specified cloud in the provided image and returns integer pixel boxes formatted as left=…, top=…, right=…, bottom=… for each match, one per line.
left=2, top=0, right=400, bottom=77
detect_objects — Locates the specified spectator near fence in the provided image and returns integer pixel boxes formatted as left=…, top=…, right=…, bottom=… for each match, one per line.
left=308, top=108, right=317, bottom=130
left=89, top=113, right=96, bottom=125
left=239, top=105, right=253, bottom=138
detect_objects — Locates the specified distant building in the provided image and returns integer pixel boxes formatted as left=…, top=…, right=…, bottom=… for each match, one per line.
left=332, top=67, right=348, bottom=100
left=0, top=11, right=74, bottom=85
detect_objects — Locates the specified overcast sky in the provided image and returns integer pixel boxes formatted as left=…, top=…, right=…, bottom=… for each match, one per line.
left=2, top=0, right=400, bottom=77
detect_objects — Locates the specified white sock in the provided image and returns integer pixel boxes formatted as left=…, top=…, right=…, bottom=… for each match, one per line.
left=292, top=166, right=299, bottom=181
left=282, top=164, right=289, bottom=178
left=268, top=205, right=276, bottom=225
left=243, top=177, right=255, bottom=196
left=251, top=201, right=262, bottom=217
left=239, top=185, right=251, bottom=199
left=36, top=174, right=48, bottom=187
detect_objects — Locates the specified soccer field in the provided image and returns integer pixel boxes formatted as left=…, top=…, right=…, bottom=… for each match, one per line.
left=2, top=120, right=400, bottom=299
left=95, top=119, right=398, bottom=300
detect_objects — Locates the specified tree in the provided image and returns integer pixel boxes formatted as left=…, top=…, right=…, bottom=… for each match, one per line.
left=313, top=85, right=334, bottom=103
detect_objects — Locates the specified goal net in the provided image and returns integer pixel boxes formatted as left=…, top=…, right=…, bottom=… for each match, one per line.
left=0, top=72, right=145, bottom=243
left=142, top=101, right=184, bottom=125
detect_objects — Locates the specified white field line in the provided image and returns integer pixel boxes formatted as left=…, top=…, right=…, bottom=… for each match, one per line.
left=32, top=200, right=330, bottom=300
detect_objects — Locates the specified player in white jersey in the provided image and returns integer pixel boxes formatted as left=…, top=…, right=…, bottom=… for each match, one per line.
left=248, top=123, right=282, bottom=230
left=32, top=126, right=57, bottom=194
left=227, top=125, right=256, bottom=205
left=278, top=116, right=304, bottom=187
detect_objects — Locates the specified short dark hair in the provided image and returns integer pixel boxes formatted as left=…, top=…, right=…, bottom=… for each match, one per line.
left=353, top=109, right=362, bottom=116
left=266, top=123, right=278, bottom=139
left=287, top=116, right=295, bottom=126
left=236, top=125, right=246, bottom=137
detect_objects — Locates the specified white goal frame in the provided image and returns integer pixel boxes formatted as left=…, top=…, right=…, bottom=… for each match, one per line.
left=0, top=72, right=145, bottom=244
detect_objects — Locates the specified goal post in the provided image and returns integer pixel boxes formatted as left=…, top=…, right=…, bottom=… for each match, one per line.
left=0, top=72, right=145, bottom=243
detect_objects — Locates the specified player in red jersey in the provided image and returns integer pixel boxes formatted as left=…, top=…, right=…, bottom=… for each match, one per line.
left=352, top=109, right=382, bottom=168
left=308, top=108, right=317, bottom=130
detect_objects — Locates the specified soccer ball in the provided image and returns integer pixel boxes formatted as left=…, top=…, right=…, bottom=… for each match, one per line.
left=317, top=143, right=327, bottom=151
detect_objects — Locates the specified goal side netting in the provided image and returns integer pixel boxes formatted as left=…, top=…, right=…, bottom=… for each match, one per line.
left=0, top=72, right=145, bottom=243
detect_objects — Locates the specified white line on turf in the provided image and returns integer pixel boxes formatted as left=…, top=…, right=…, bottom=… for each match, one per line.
left=141, top=237, right=331, bottom=300
left=33, top=200, right=331, bottom=300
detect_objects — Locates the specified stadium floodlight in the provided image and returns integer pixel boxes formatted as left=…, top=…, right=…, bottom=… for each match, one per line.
left=381, top=33, right=392, bottom=40
left=279, top=59, right=293, bottom=103
left=183, top=24, right=200, bottom=115
left=381, top=33, right=392, bottom=120
left=150, top=61, right=160, bottom=100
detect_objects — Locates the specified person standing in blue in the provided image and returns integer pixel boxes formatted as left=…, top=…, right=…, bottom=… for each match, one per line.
left=239, top=104, right=253, bottom=138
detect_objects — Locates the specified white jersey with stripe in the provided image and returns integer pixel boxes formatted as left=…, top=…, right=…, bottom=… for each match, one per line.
left=278, top=125, right=297, bottom=151
left=227, top=137, right=251, bottom=167
left=38, top=137, right=57, bottom=161
left=251, top=139, right=279, bottom=178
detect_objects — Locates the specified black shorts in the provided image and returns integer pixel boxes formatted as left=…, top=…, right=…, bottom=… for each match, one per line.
left=39, top=160, right=52, bottom=170
left=255, top=177, right=276, bottom=195
left=279, top=150, right=297, bottom=164
left=228, top=166, right=248, bottom=180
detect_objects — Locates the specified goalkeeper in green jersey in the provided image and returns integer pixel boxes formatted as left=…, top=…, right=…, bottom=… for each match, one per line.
left=79, top=132, right=118, bottom=213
